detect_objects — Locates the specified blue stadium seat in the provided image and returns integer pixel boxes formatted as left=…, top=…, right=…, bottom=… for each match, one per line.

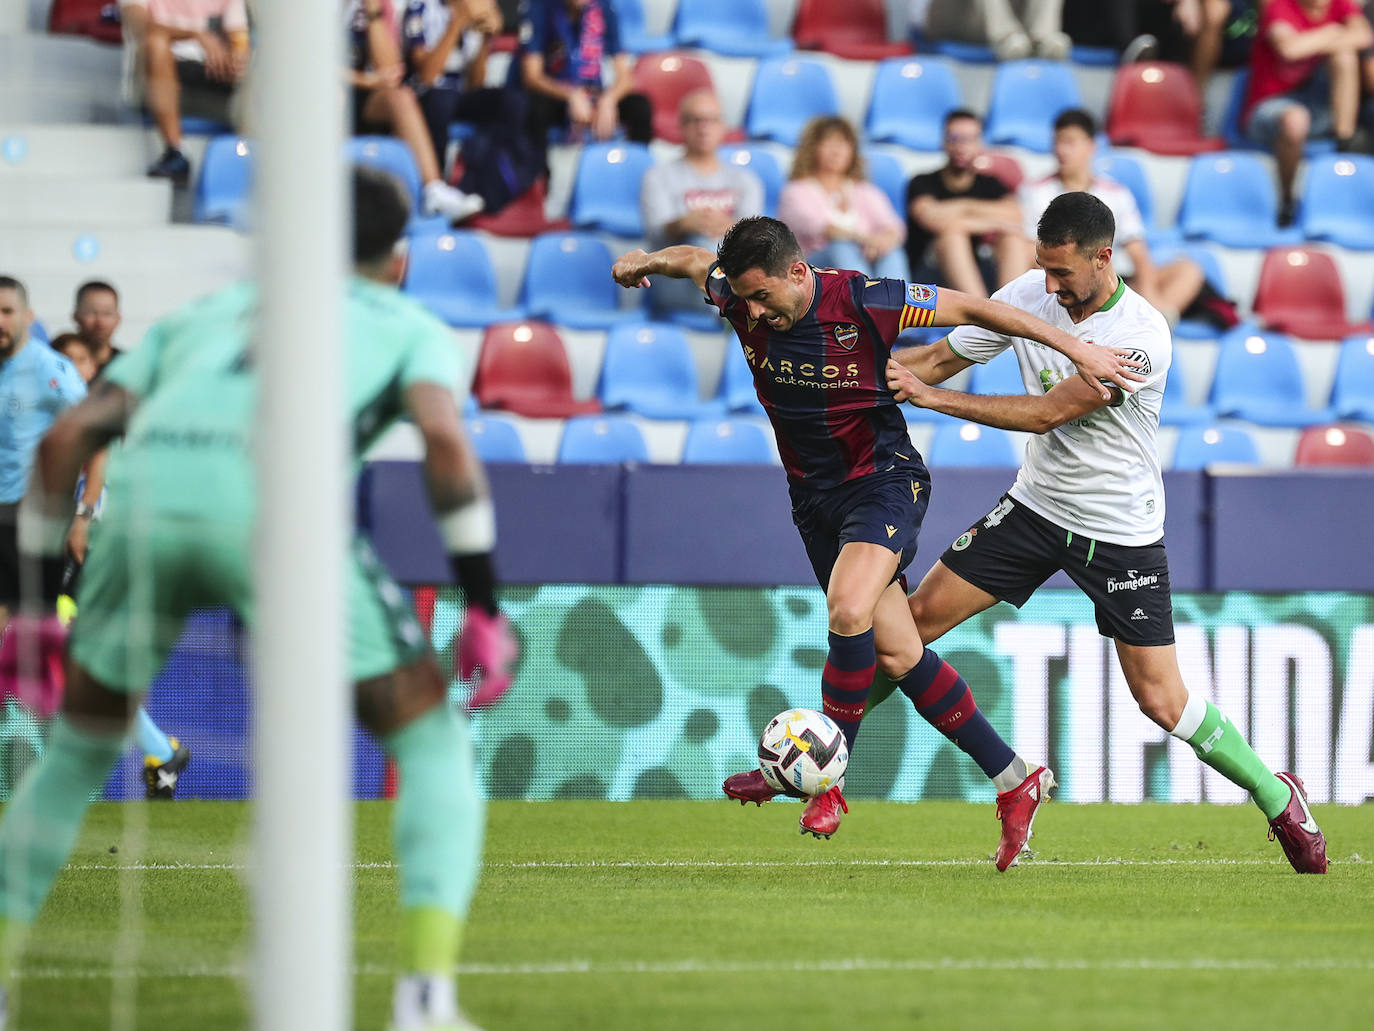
left=927, top=421, right=1017, bottom=467
left=521, top=232, right=643, bottom=330
left=681, top=418, right=775, bottom=463
left=347, top=136, right=424, bottom=214
left=745, top=57, right=839, bottom=146
left=402, top=229, right=525, bottom=327
left=864, top=150, right=908, bottom=217
left=600, top=321, right=725, bottom=419
left=569, top=142, right=655, bottom=237
left=1151, top=243, right=1229, bottom=340
left=717, top=341, right=765, bottom=414
left=1170, top=424, right=1260, bottom=470
left=719, top=144, right=784, bottom=215
left=1299, top=154, right=1374, bottom=250
left=968, top=353, right=1024, bottom=396
left=985, top=61, right=1083, bottom=152
left=557, top=415, right=650, bottom=463
left=193, top=135, right=253, bottom=228
left=1094, top=151, right=1154, bottom=229
left=865, top=57, right=962, bottom=152
left=616, top=0, right=673, bottom=53
left=673, top=0, right=793, bottom=57
left=1220, top=70, right=1336, bottom=157
left=466, top=416, right=527, bottom=462
left=1177, top=152, right=1300, bottom=248
left=1158, top=358, right=1214, bottom=426
left=1209, top=325, right=1333, bottom=427
left=1331, top=334, right=1374, bottom=422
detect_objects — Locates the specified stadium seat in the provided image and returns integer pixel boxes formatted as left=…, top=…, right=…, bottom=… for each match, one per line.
left=717, top=341, right=765, bottom=414
left=616, top=0, right=673, bottom=54
left=745, top=57, right=839, bottom=146
left=1158, top=357, right=1213, bottom=426
left=719, top=144, right=784, bottom=215
left=521, top=232, right=643, bottom=329
left=1294, top=424, right=1374, bottom=466
left=1251, top=247, right=1371, bottom=341
left=1094, top=152, right=1155, bottom=230
left=968, top=353, right=1024, bottom=396
left=673, top=0, right=793, bottom=57
left=1331, top=334, right=1374, bottom=422
left=569, top=142, right=655, bottom=237
left=192, top=135, right=253, bottom=228
left=48, top=0, right=122, bottom=43
left=865, top=150, right=908, bottom=218
left=865, top=57, right=962, bottom=152
left=600, top=322, right=724, bottom=419
left=1298, top=154, right=1374, bottom=250
left=1220, top=70, right=1336, bottom=157
left=1170, top=424, right=1261, bottom=470
left=347, top=136, right=429, bottom=221
left=971, top=152, right=1024, bottom=191
left=927, top=421, right=1017, bottom=467
left=1176, top=152, right=1299, bottom=248
left=793, top=0, right=910, bottom=61
left=633, top=53, right=718, bottom=144
left=402, top=229, right=524, bottom=327
left=1151, top=243, right=1228, bottom=340
left=466, top=176, right=569, bottom=237
left=466, top=416, right=528, bottom=463
left=557, top=415, right=651, bottom=464
left=1209, top=325, right=1333, bottom=427
left=681, top=418, right=776, bottom=463
left=472, top=320, right=602, bottom=418
left=984, top=61, right=1083, bottom=153
left=1105, top=62, right=1225, bottom=156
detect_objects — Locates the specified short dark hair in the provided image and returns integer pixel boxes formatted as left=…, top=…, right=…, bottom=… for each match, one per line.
left=716, top=216, right=805, bottom=279
left=944, top=108, right=983, bottom=130
left=75, top=280, right=119, bottom=307
left=1037, top=192, right=1116, bottom=254
left=0, top=275, right=28, bottom=307
left=353, top=165, right=411, bottom=265
left=50, top=332, right=88, bottom=355
left=1053, top=108, right=1097, bottom=138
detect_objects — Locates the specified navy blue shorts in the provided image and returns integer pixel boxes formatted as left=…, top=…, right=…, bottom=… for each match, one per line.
left=789, top=454, right=932, bottom=591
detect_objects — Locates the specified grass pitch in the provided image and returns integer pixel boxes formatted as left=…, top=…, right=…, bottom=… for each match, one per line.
left=8, top=798, right=1373, bottom=1030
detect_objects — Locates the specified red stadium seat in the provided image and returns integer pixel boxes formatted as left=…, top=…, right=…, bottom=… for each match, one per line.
left=1106, top=62, right=1225, bottom=156
left=473, top=321, right=603, bottom=419
left=632, top=52, right=743, bottom=144
left=48, top=0, right=123, bottom=43
left=1252, top=247, right=1373, bottom=341
left=972, top=152, right=1024, bottom=191
left=1294, top=424, right=1374, bottom=466
left=466, top=177, right=570, bottom=238
left=793, top=0, right=911, bottom=61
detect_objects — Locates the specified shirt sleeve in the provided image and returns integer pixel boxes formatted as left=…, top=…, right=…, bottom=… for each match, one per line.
left=402, top=315, right=466, bottom=391
left=703, top=260, right=735, bottom=314
left=1112, top=184, right=1146, bottom=245
left=402, top=2, right=427, bottom=54
left=946, top=280, right=1020, bottom=364
left=859, top=277, right=938, bottom=341
left=49, top=358, right=88, bottom=413
left=639, top=165, right=680, bottom=244
left=600, top=0, right=622, bottom=54
left=517, top=0, right=545, bottom=55
left=102, top=322, right=168, bottom=400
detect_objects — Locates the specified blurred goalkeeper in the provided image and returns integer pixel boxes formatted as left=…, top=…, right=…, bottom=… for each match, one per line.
left=0, top=166, right=518, bottom=1031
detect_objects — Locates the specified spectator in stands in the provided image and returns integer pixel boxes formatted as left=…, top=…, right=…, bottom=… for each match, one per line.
left=1242, top=0, right=1374, bottom=224
left=921, top=0, right=1073, bottom=60
left=512, top=0, right=652, bottom=176
left=124, top=0, right=251, bottom=184
left=49, top=335, right=98, bottom=386
left=71, top=280, right=123, bottom=371
left=1060, top=1, right=1261, bottom=87
left=639, top=89, right=765, bottom=320
left=777, top=116, right=907, bottom=281
left=1010, top=109, right=1239, bottom=328
left=904, top=109, right=1022, bottom=298
left=348, top=0, right=487, bottom=222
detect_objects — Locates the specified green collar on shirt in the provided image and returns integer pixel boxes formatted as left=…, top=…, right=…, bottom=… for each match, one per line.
left=1097, top=277, right=1127, bottom=313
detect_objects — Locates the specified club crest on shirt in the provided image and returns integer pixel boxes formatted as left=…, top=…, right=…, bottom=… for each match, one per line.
left=1125, top=348, right=1152, bottom=376
left=833, top=323, right=860, bottom=350
left=906, top=283, right=935, bottom=305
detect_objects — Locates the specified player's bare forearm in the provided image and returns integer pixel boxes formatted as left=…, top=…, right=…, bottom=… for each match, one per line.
left=611, top=245, right=714, bottom=292
left=407, top=383, right=488, bottom=513
left=932, top=289, right=1144, bottom=398
left=79, top=448, right=109, bottom=508
left=885, top=358, right=1104, bottom=434
left=893, top=337, right=972, bottom=385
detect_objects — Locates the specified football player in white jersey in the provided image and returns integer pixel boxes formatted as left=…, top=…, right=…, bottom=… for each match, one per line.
left=880, top=191, right=1327, bottom=875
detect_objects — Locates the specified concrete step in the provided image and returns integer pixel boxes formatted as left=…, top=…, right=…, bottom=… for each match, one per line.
left=0, top=177, right=172, bottom=227
left=0, top=224, right=249, bottom=275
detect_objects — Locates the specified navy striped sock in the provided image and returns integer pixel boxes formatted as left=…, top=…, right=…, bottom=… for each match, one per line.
left=822, top=628, right=876, bottom=755
left=896, top=647, right=1014, bottom=779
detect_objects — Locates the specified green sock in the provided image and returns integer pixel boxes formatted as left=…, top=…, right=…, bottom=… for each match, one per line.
left=386, top=706, right=485, bottom=973
left=0, top=717, right=123, bottom=924
left=1186, top=701, right=1289, bottom=819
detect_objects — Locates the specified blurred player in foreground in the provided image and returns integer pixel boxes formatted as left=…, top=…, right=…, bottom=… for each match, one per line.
left=881, top=192, right=1326, bottom=873
left=0, top=167, right=520, bottom=1030
left=612, top=215, right=1142, bottom=840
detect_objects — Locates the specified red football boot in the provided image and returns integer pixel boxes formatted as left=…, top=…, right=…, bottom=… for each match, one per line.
left=723, top=769, right=782, bottom=806
left=1267, top=772, right=1328, bottom=874
left=994, top=765, right=1055, bottom=871
left=799, top=786, right=848, bottom=839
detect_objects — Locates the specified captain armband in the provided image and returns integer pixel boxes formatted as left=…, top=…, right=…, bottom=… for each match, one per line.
left=438, top=497, right=496, bottom=556
left=17, top=495, right=71, bottom=558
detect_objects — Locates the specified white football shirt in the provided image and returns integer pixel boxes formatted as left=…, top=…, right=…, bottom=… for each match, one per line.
left=946, top=269, right=1172, bottom=546
left=1019, top=174, right=1147, bottom=277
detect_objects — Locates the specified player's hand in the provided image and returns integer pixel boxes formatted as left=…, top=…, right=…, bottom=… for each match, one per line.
left=886, top=357, right=928, bottom=405
left=612, top=249, right=654, bottom=288
left=1061, top=334, right=1146, bottom=400
left=457, top=606, right=518, bottom=710
left=567, top=88, right=594, bottom=128
left=65, top=518, right=90, bottom=565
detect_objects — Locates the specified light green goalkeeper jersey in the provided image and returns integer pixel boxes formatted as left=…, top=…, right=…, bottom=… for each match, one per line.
left=101, top=277, right=466, bottom=524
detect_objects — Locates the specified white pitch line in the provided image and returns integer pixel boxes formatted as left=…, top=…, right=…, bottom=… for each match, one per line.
left=10, top=956, right=1374, bottom=981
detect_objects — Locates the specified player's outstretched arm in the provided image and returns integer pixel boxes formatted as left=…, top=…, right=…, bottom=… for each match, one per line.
left=406, top=381, right=517, bottom=709
left=930, top=288, right=1145, bottom=400
left=611, top=245, right=715, bottom=293
left=887, top=358, right=1110, bottom=433
left=893, top=336, right=974, bottom=386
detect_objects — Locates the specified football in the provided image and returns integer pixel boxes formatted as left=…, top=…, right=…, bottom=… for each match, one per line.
left=757, top=708, right=848, bottom=797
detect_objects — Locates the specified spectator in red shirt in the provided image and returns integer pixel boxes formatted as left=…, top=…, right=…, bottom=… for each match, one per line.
left=1242, top=0, right=1373, bottom=222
